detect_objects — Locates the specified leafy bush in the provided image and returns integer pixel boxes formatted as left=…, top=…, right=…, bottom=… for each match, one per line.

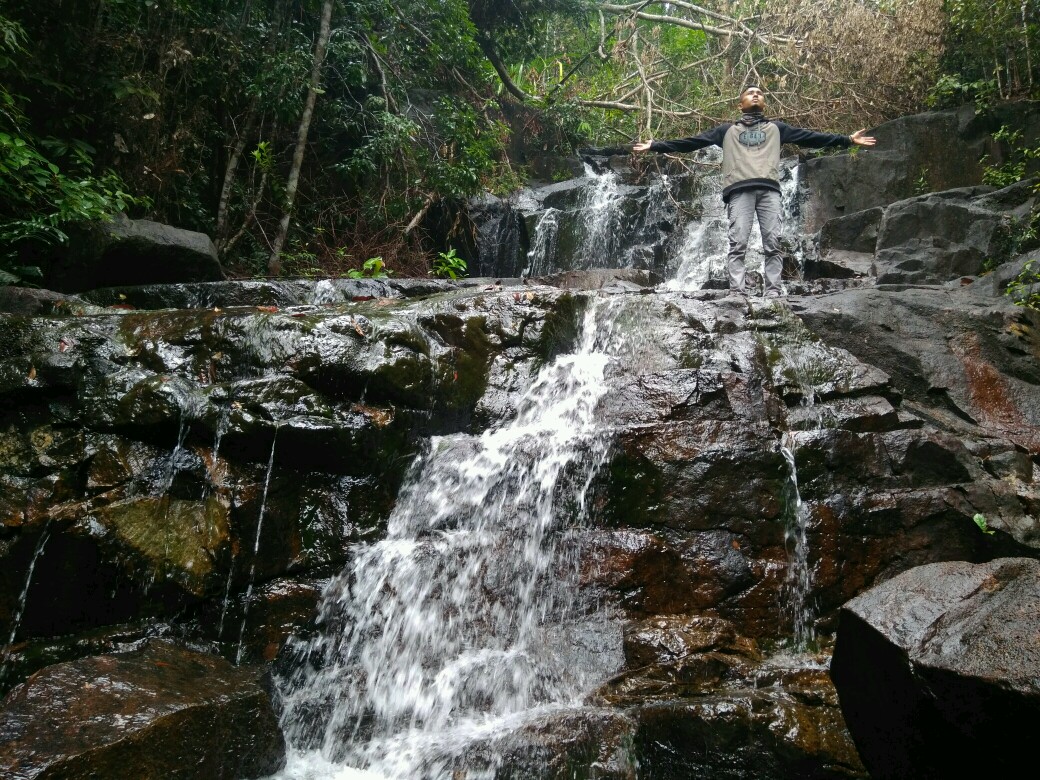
left=1006, top=258, right=1040, bottom=311
left=980, top=126, right=1040, bottom=187
left=0, top=13, right=148, bottom=283
left=347, top=256, right=391, bottom=279
left=431, top=248, right=467, bottom=280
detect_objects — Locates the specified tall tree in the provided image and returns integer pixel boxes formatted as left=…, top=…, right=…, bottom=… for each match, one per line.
left=267, top=0, right=336, bottom=275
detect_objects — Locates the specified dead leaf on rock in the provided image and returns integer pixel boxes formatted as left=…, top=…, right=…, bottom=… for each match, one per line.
left=256, top=305, right=279, bottom=313
left=27, top=366, right=36, bottom=380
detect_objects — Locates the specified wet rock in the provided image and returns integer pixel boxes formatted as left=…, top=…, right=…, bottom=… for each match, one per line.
left=0, top=287, right=100, bottom=316
left=0, top=621, right=160, bottom=699
left=793, top=284, right=1040, bottom=455
left=467, top=191, right=529, bottom=278
left=830, top=557, right=1040, bottom=780
left=206, top=578, right=326, bottom=665
left=810, top=208, right=883, bottom=280
left=0, top=639, right=285, bottom=779
left=79, top=277, right=474, bottom=312
left=88, top=494, right=230, bottom=597
left=633, top=669, right=865, bottom=779
left=465, top=708, right=638, bottom=780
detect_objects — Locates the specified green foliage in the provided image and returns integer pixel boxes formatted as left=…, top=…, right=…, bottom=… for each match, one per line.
left=1006, top=257, right=1040, bottom=310
left=979, top=126, right=1040, bottom=187
left=431, top=248, right=467, bottom=280
left=972, top=513, right=995, bottom=535
left=0, top=11, right=149, bottom=284
left=913, top=167, right=931, bottom=195
left=941, top=0, right=1039, bottom=102
left=347, top=256, right=390, bottom=279
left=251, top=141, right=274, bottom=172
left=926, top=73, right=999, bottom=109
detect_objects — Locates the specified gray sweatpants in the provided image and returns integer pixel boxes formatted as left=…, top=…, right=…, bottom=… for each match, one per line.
left=725, top=188, right=783, bottom=294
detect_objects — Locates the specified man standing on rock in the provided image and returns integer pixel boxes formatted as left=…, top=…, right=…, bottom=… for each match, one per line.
left=633, top=86, right=876, bottom=298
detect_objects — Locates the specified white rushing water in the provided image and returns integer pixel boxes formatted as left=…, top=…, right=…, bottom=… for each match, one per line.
left=523, top=165, right=625, bottom=276
left=271, top=297, right=631, bottom=780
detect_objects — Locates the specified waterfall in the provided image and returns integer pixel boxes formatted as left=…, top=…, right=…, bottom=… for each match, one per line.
left=775, top=324, right=823, bottom=651
left=523, top=165, right=626, bottom=277
left=780, top=434, right=814, bottom=650
left=664, top=163, right=727, bottom=292
left=271, top=296, right=629, bottom=780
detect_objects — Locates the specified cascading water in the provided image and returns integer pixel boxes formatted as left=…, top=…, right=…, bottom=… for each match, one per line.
left=780, top=433, right=814, bottom=650
left=271, top=297, right=630, bottom=780
left=776, top=330, right=824, bottom=651
left=0, top=525, right=51, bottom=686
left=523, top=164, right=625, bottom=276
left=522, top=208, right=559, bottom=278
left=235, top=425, right=280, bottom=663
left=576, top=163, right=624, bottom=267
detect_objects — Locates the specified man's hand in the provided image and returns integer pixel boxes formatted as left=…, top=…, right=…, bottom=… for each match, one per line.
left=850, top=129, right=876, bottom=147
left=632, top=140, right=652, bottom=153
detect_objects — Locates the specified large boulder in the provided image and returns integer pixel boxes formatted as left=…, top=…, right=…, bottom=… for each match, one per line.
left=29, top=214, right=224, bottom=293
left=872, top=180, right=1038, bottom=284
left=829, top=558, right=1040, bottom=780
left=800, top=101, right=1040, bottom=233
left=0, top=639, right=285, bottom=779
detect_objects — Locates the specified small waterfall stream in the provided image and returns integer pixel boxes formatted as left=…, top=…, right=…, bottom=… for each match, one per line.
left=272, top=297, right=631, bottom=779
left=780, top=434, right=814, bottom=650
left=665, top=154, right=803, bottom=292
left=236, top=425, right=280, bottom=663
left=0, top=525, right=52, bottom=686
left=523, top=164, right=626, bottom=275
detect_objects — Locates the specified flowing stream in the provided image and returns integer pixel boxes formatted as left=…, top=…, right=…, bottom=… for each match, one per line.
left=272, top=297, right=631, bottom=779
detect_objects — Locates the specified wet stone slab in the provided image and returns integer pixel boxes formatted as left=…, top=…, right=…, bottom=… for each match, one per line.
left=0, top=639, right=285, bottom=779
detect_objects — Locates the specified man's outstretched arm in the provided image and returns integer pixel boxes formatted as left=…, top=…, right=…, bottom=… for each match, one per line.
left=632, top=124, right=730, bottom=154
left=777, top=122, right=876, bottom=149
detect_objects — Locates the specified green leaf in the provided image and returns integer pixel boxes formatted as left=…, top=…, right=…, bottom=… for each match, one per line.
left=973, top=513, right=995, bottom=535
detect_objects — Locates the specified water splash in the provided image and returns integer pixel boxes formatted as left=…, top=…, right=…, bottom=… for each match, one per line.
left=0, top=525, right=52, bottom=686
left=311, top=279, right=342, bottom=306
left=235, top=425, right=280, bottom=664
left=272, top=296, right=630, bottom=779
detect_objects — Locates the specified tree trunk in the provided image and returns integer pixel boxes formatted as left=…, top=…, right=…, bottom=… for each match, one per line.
left=215, top=101, right=258, bottom=255
left=267, top=0, right=334, bottom=276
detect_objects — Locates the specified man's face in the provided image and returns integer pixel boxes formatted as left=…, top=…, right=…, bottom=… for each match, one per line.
left=739, top=87, right=766, bottom=112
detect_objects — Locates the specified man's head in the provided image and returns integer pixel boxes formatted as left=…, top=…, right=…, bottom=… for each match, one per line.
left=739, top=86, right=765, bottom=113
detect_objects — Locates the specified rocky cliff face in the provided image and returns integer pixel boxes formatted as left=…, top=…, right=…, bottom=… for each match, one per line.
left=1, top=105, right=1039, bottom=779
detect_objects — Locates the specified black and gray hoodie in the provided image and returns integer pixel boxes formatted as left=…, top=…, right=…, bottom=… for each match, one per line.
left=649, top=117, right=852, bottom=202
